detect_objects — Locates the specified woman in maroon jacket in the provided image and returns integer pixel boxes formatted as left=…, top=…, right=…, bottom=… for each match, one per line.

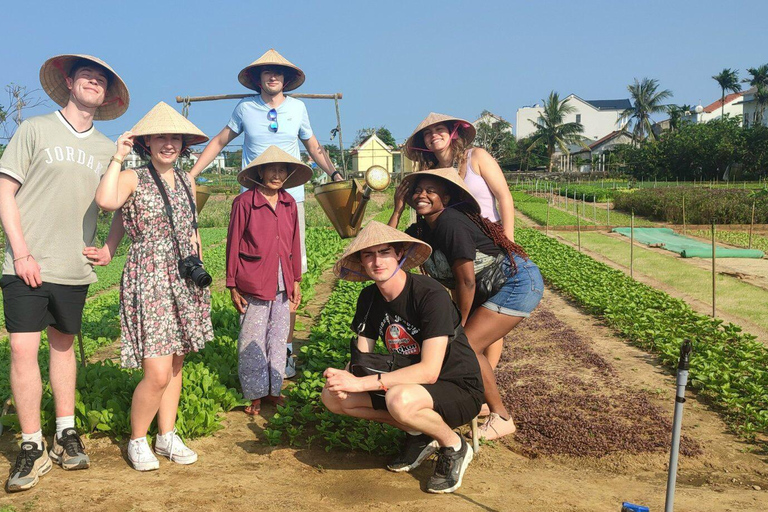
left=226, top=146, right=311, bottom=415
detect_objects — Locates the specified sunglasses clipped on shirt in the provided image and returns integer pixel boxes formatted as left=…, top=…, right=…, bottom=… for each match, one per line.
left=268, top=108, right=278, bottom=133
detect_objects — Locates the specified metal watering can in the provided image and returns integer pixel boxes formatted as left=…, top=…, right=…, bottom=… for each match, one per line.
left=314, top=166, right=391, bottom=238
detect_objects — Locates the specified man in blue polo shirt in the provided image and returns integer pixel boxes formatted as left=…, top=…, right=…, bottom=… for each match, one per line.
left=190, top=49, right=342, bottom=377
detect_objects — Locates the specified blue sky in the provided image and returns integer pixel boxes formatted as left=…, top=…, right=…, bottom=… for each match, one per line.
left=2, top=0, right=767, bottom=151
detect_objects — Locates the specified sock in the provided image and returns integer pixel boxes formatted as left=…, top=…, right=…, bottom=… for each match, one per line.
left=447, top=434, right=462, bottom=452
left=21, top=430, right=43, bottom=450
left=406, top=430, right=422, bottom=436
left=56, top=415, right=75, bottom=438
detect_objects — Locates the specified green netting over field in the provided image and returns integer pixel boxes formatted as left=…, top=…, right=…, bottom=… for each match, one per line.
left=611, top=227, right=765, bottom=258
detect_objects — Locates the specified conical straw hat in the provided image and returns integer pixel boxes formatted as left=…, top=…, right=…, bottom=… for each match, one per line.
left=130, top=102, right=209, bottom=147
left=238, top=145, right=313, bottom=190
left=238, top=49, right=306, bottom=92
left=333, top=221, right=432, bottom=282
left=39, top=54, right=130, bottom=121
left=401, top=167, right=480, bottom=214
left=404, top=112, right=476, bottom=160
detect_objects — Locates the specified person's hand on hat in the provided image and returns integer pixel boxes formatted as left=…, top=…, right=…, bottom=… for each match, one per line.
left=229, top=287, right=248, bottom=314
left=393, top=180, right=410, bottom=215
left=114, top=131, right=135, bottom=161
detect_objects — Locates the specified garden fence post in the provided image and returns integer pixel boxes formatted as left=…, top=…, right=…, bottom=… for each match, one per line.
left=630, top=212, right=635, bottom=279
left=546, top=198, right=550, bottom=236
left=577, top=209, right=581, bottom=251
left=682, top=195, right=686, bottom=235
left=749, top=200, right=755, bottom=249
left=593, top=196, right=597, bottom=224
left=607, top=201, right=611, bottom=231
left=711, top=221, right=716, bottom=318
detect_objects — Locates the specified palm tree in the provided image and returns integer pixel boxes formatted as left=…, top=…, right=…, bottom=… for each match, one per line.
left=745, top=64, right=768, bottom=125
left=666, top=104, right=693, bottom=132
left=526, top=91, right=585, bottom=172
left=712, top=68, right=742, bottom=118
left=620, top=78, right=673, bottom=141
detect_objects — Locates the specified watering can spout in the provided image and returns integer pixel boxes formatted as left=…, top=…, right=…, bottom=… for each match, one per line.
left=314, top=165, right=391, bottom=239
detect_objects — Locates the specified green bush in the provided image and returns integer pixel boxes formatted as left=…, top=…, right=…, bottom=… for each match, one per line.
left=613, top=187, right=768, bottom=224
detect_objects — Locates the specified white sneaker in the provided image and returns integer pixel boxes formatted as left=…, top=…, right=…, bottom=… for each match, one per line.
left=154, top=430, right=198, bottom=465
left=127, top=438, right=159, bottom=471
left=284, top=354, right=297, bottom=379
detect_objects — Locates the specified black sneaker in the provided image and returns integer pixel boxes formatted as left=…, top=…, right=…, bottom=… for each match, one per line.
left=426, top=437, right=474, bottom=494
left=6, top=441, right=52, bottom=492
left=386, top=434, right=438, bottom=473
left=49, top=428, right=90, bottom=470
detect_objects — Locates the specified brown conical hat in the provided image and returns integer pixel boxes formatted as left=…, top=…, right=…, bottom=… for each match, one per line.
left=404, top=112, right=476, bottom=160
left=333, top=221, right=432, bottom=282
left=238, top=49, right=306, bottom=92
left=39, top=54, right=130, bottom=121
left=130, top=102, right=209, bottom=147
left=238, top=145, right=313, bottom=190
left=401, top=167, right=480, bottom=214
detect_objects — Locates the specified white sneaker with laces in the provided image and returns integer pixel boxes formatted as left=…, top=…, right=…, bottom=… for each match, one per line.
left=127, top=438, right=159, bottom=471
left=154, top=430, right=198, bottom=465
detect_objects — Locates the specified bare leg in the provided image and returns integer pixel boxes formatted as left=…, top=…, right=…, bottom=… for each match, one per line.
left=464, top=308, right=525, bottom=419
left=47, top=326, right=77, bottom=418
left=484, top=338, right=504, bottom=370
left=131, top=355, right=173, bottom=439
left=156, top=354, right=185, bottom=434
left=9, top=332, right=43, bottom=433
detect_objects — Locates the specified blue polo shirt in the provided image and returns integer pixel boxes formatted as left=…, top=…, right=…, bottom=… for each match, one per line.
left=228, top=95, right=313, bottom=202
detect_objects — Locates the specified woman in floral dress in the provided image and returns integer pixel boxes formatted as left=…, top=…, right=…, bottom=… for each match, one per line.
left=95, top=102, right=213, bottom=471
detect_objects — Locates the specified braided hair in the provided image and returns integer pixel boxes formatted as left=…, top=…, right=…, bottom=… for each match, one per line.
left=411, top=179, right=528, bottom=275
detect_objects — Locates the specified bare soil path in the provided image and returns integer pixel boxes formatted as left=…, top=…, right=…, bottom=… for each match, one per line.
left=2, top=276, right=768, bottom=511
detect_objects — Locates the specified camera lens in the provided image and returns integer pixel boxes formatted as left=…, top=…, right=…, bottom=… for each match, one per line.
left=190, top=266, right=212, bottom=288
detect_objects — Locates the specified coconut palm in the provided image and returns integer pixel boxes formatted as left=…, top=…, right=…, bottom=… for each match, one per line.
left=745, top=64, right=768, bottom=125
left=666, top=104, right=693, bottom=132
left=712, top=68, right=742, bottom=118
left=526, top=91, right=585, bottom=172
left=620, top=78, right=673, bottom=141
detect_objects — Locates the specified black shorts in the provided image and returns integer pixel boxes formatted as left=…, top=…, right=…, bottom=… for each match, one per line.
left=0, top=275, right=89, bottom=335
left=369, top=378, right=484, bottom=429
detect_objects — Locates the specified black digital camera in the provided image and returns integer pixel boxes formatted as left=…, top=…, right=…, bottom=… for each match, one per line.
left=178, top=255, right=212, bottom=288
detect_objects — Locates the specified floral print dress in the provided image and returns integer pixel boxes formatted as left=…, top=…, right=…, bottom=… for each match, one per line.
left=119, top=166, right=213, bottom=368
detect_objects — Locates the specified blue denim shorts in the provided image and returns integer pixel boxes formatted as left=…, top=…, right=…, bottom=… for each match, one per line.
left=481, top=254, right=544, bottom=317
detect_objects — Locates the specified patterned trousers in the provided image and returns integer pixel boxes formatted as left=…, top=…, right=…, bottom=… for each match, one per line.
left=238, top=292, right=290, bottom=400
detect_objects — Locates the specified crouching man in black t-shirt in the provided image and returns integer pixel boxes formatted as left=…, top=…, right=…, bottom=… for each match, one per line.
left=322, top=221, right=484, bottom=494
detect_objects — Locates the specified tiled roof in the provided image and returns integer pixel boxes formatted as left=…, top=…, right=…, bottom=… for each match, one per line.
left=703, top=91, right=744, bottom=113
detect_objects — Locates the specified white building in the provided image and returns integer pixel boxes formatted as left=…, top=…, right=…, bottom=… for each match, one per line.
left=736, top=87, right=768, bottom=127
left=516, top=95, right=631, bottom=141
left=188, top=151, right=227, bottom=172
left=473, top=111, right=513, bottom=134
left=695, top=91, right=746, bottom=123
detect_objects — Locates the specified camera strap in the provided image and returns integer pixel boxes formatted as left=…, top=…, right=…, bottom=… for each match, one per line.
left=147, top=163, right=201, bottom=258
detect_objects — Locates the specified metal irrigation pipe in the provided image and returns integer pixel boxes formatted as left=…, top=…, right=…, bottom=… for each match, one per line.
left=664, top=340, right=693, bottom=512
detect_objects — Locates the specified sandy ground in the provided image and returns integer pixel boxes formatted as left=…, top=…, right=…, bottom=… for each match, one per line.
left=1, top=267, right=768, bottom=511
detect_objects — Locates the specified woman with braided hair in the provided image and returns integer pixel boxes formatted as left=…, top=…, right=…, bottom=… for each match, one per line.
left=388, top=169, right=543, bottom=441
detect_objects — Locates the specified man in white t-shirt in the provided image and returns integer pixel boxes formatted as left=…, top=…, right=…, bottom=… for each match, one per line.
left=189, top=49, right=342, bottom=376
left=0, top=54, right=129, bottom=492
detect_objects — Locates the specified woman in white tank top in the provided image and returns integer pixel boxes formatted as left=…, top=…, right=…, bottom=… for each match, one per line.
left=403, top=113, right=516, bottom=242
left=401, top=113, right=518, bottom=377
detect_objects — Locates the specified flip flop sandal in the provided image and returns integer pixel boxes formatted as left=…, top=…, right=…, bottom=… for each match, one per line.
left=244, top=399, right=261, bottom=415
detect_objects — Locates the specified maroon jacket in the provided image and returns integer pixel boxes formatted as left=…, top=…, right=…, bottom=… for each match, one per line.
left=226, top=188, right=301, bottom=300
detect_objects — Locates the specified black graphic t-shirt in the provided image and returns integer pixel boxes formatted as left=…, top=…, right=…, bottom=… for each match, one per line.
left=351, top=273, right=482, bottom=386
left=405, top=208, right=502, bottom=289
